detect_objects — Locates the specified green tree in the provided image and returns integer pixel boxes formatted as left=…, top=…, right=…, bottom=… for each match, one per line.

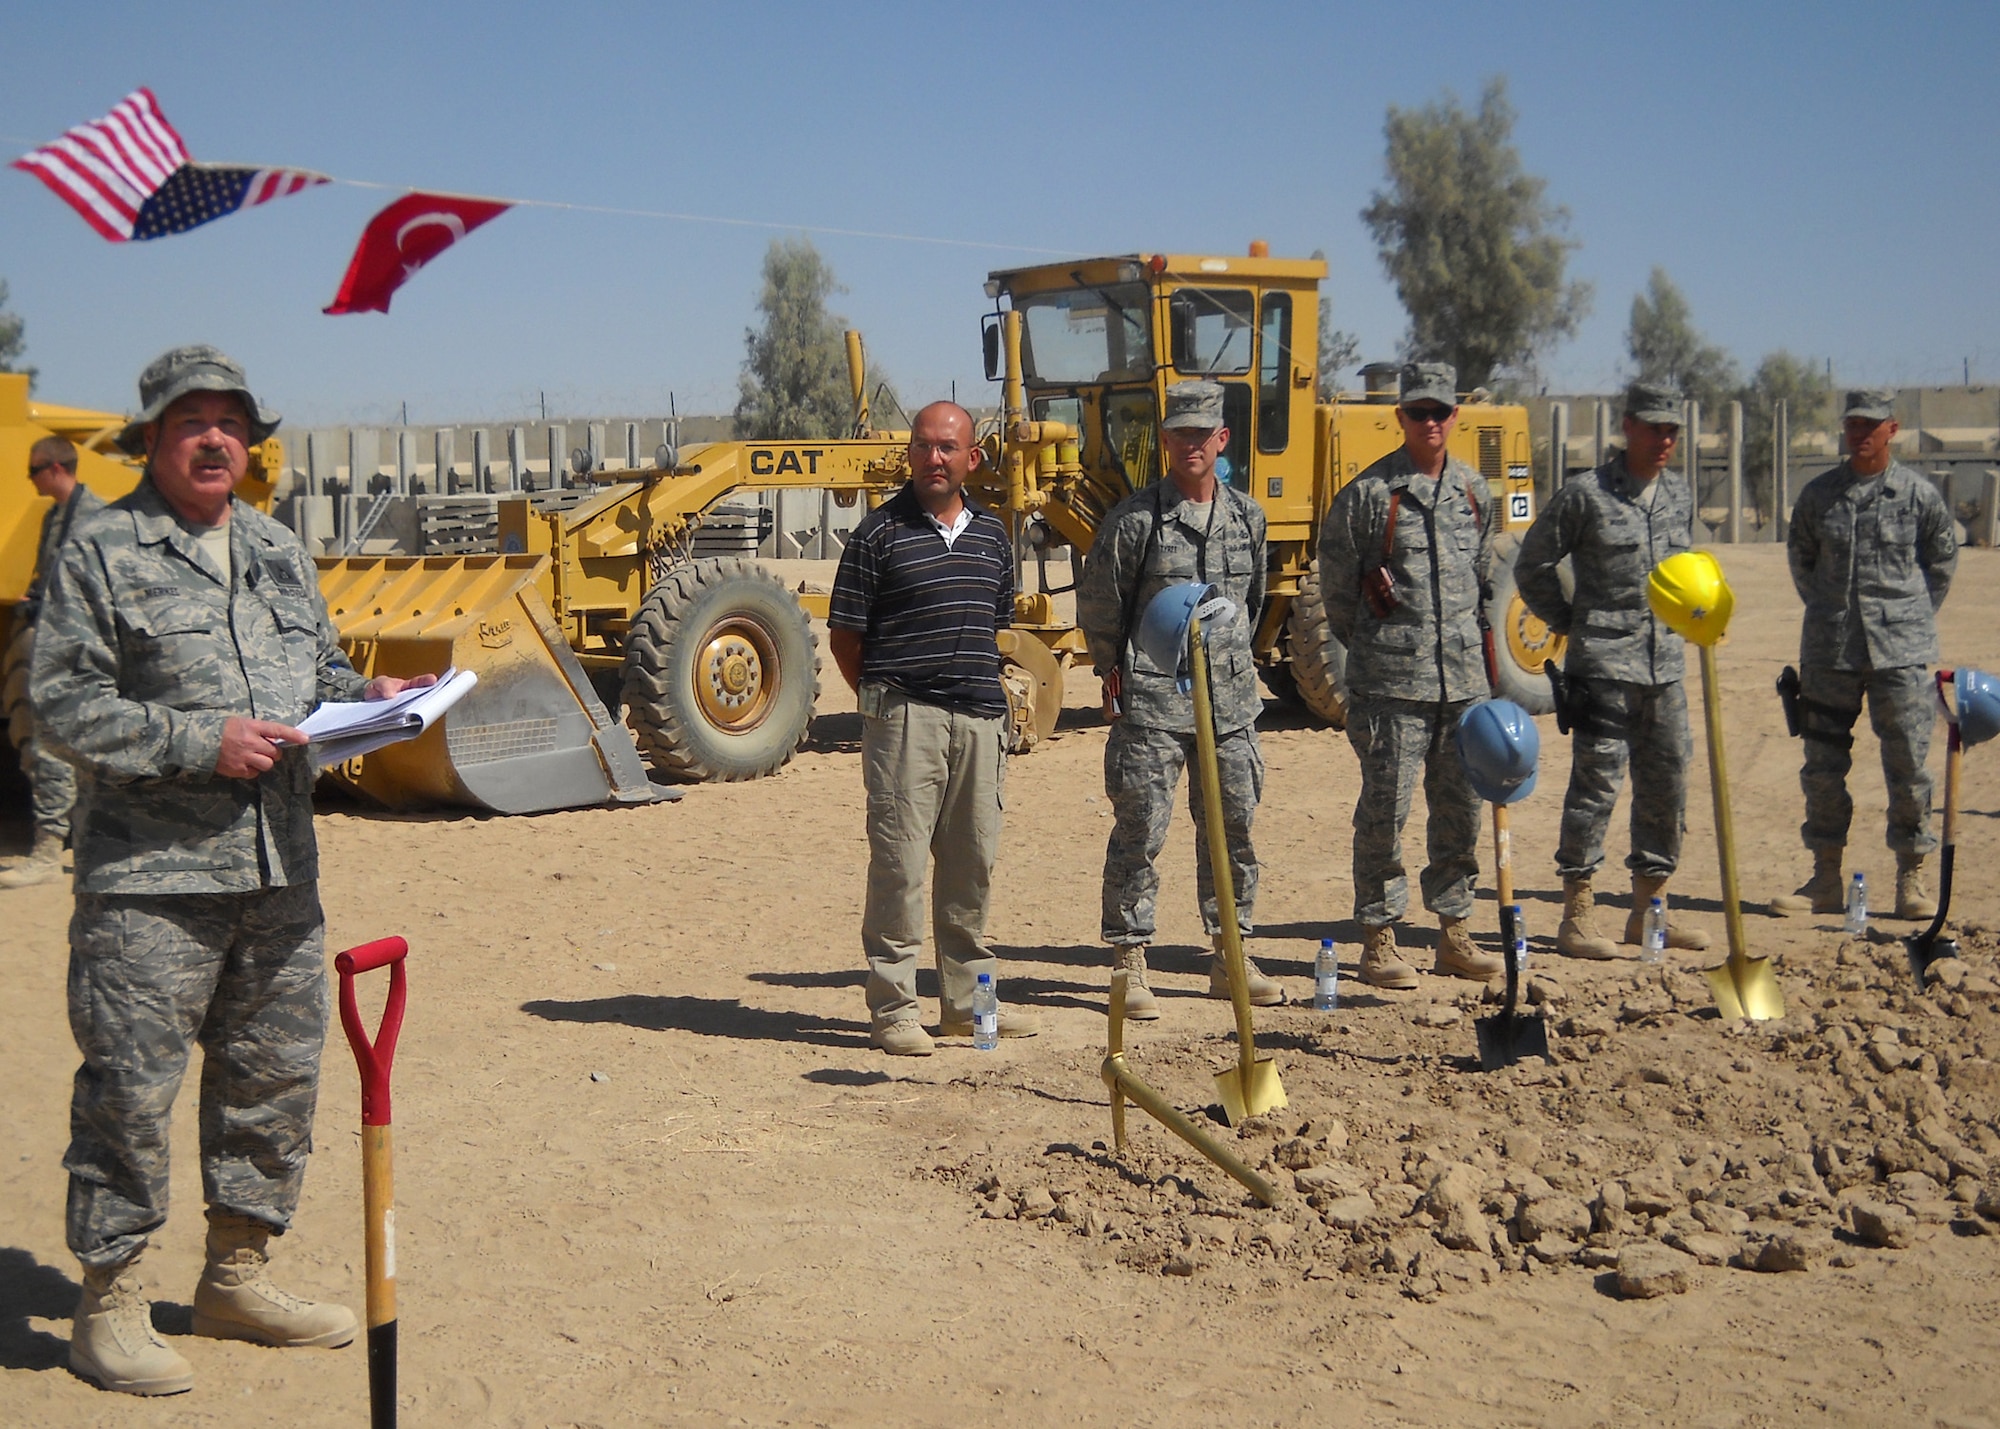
left=1625, top=267, right=1738, bottom=412
left=734, top=238, right=855, bottom=440
left=1361, top=77, right=1591, bottom=391
left=1740, top=349, right=1832, bottom=519
left=1317, top=296, right=1362, bottom=401
left=0, top=279, right=32, bottom=385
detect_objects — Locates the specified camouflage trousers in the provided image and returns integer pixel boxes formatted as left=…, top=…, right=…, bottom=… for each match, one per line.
left=1798, top=663, right=1937, bottom=857
left=1555, top=678, right=1690, bottom=881
left=65, top=883, right=329, bottom=1270
left=1102, top=720, right=1263, bottom=945
left=1347, top=696, right=1481, bottom=926
left=860, top=688, right=1005, bottom=1027
left=19, top=716, right=79, bottom=844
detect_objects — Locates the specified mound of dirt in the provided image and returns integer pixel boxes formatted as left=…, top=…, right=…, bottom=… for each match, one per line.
left=938, top=924, right=2000, bottom=1299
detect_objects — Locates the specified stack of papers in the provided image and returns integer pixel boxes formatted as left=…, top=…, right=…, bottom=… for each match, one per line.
left=298, top=667, right=478, bottom=768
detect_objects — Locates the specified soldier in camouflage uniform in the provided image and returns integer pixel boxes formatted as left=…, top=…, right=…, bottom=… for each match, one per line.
left=1318, top=362, right=1502, bottom=989
left=30, top=347, right=434, bottom=1397
left=1771, top=387, right=1957, bottom=919
left=1078, top=380, right=1285, bottom=1017
left=1, top=435, right=104, bottom=888
left=1517, top=381, right=1712, bottom=959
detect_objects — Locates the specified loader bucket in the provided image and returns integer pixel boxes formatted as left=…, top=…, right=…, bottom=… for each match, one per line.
left=314, top=554, right=657, bottom=814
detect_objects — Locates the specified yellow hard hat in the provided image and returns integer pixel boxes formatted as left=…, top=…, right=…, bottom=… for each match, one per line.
left=1647, top=551, right=1733, bottom=646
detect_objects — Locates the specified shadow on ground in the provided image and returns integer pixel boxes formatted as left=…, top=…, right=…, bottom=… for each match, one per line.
left=0, top=1246, right=76, bottom=1372
left=522, top=995, right=870, bottom=1049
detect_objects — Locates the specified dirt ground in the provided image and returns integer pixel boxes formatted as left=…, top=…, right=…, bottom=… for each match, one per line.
left=3, top=543, right=1999, bottom=1428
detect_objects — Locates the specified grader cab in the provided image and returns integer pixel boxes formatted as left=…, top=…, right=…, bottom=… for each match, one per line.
left=976, top=245, right=1563, bottom=724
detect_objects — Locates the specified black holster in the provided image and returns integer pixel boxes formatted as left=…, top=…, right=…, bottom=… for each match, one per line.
left=1544, top=660, right=1572, bottom=736
left=1777, top=665, right=1802, bottom=738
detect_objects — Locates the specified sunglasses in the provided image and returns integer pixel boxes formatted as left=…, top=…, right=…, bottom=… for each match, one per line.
left=28, top=460, right=66, bottom=477
left=1402, top=405, right=1455, bottom=425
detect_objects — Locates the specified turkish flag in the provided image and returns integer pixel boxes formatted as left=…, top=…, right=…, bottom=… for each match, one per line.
left=324, top=192, right=511, bottom=315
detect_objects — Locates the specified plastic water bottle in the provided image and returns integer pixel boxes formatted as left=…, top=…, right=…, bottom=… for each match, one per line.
left=1509, top=904, right=1529, bottom=973
left=972, top=973, right=999, bottom=1050
left=1642, top=897, right=1667, bottom=964
left=1314, top=938, right=1340, bottom=1010
left=1846, top=872, right=1867, bottom=936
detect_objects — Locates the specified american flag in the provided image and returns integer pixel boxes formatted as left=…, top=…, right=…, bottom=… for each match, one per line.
left=11, top=88, right=326, bottom=242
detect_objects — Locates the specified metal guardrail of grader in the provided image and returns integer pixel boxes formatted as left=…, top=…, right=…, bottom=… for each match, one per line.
left=314, top=553, right=657, bottom=814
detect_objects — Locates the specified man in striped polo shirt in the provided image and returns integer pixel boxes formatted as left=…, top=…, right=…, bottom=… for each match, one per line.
left=829, top=401, right=1041, bottom=1056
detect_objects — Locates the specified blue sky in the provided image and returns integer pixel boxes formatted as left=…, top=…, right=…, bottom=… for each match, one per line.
left=4, top=1, right=1995, bottom=425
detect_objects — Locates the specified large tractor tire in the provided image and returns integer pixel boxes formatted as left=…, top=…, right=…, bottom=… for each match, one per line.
left=1282, top=559, right=1349, bottom=728
left=1486, top=533, right=1564, bottom=716
left=622, top=557, right=820, bottom=783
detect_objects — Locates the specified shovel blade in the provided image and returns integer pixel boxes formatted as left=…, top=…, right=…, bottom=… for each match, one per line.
left=1214, top=1056, right=1286, bottom=1125
left=1906, top=935, right=1959, bottom=988
left=1705, top=956, right=1786, bottom=1022
left=1475, top=1011, right=1551, bottom=1070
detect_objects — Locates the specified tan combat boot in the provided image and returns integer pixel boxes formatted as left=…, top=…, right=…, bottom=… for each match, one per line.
left=191, top=1212, right=357, bottom=1349
left=1112, top=945, right=1161, bottom=1020
left=0, top=829, right=64, bottom=889
left=1622, top=874, right=1712, bottom=951
left=1771, top=848, right=1844, bottom=915
left=1358, top=923, right=1419, bottom=990
left=1556, top=876, right=1624, bottom=960
left=1208, top=936, right=1287, bottom=1006
left=1895, top=854, right=1937, bottom=920
left=70, top=1252, right=194, bottom=1396
left=1435, top=914, right=1503, bottom=981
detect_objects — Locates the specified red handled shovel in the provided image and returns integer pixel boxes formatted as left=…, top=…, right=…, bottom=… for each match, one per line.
left=337, top=936, right=408, bottom=1429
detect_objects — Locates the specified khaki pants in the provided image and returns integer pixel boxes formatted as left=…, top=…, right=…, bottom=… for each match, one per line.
left=860, top=686, right=1005, bottom=1026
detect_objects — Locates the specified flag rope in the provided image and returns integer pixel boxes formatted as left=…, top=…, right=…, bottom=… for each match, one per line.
left=4, top=131, right=1080, bottom=259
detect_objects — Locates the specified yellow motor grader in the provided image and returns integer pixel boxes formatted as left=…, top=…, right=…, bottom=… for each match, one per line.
left=2, top=246, right=1565, bottom=818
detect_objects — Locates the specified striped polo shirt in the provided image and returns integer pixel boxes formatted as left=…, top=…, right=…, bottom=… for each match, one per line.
left=829, top=484, right=1013, bottom=716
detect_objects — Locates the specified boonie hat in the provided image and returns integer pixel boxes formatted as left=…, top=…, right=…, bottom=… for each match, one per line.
left=1842, top=388, right=1896, bottom=422
left=1161, top=380, right=1225, bottom=431
left=1399, top=362, right=1457, bottom=409
left=116, top=344, right=280, bottom=455
left=1624, top=380, right=1684, bottom=424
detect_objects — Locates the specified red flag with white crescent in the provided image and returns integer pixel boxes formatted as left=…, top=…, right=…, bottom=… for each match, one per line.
left=324, top=191, right=511, bottom=315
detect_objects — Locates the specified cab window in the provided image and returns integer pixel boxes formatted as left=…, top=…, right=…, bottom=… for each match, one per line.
left=1257, top=294, right=1291, bottom=454
left=1171, top=289, right=1255, bottom=376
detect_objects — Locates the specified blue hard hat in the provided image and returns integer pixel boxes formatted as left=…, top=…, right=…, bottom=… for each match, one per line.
left=1455, top=699, right=1540, bottom=805
left=1135, top=581, right=1237, bottom=694
left=1957, top=668, right=2000, bottom=748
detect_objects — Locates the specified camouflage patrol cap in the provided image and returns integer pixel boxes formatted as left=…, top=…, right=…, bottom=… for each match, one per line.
left=1843, top=387, right=1896, bottom=422
left=1624, top=380, right=1684, bottom=424
left=115, top=345, right=280, bottom=455
left=1398, top=362, right=1457, bottom=409
left=1161, top=380, right=1226, bottom=430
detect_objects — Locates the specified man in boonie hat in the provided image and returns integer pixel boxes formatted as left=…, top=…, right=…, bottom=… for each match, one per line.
left=30, top=345, right=434, bottom=1396
left=1773, top=387, right=1958, bottom=920
left=1078, top=379, right=1288, bottom=1017
left=1318, top=361, right=1504, bottom=989
left=1516, top=379, right=1711, bottom=960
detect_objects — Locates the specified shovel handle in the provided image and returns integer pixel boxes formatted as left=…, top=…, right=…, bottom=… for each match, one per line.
left=1188, top=617, right=1256, bottom=1084
left=337, top=937, right=408, bottom=1128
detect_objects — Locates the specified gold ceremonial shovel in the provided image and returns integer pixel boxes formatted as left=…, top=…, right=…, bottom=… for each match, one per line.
left=1102, top=972, right=1279, bottom=1207
left=1187, top=612, right=1287, bottom=1121
left=1696, top=641, right=1783, bottom=1020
